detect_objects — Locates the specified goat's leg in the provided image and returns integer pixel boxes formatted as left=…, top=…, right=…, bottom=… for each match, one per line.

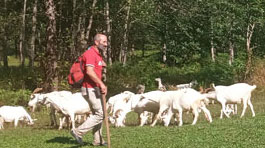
left=178, top=109, right=183, bottom=126
left=14, top=119, right=19, bottom=127
left=234, top=104, right=238, bottom=115
left=116, top=111, right=127, bottom=127
left=0, top=123, right=3, bottom=129
left=225, top=104, right=233, bottom=116
left=200, top=106, right=212, bottom=123
left=230, top=104, right=235, bottom=115
left=139, top=112, right=148, bottom=126
left=247, top=99, right=255, bottom=117
left=191, top=109, right=199, bottom=125
left=70, top=114, right=75, bottom=129
left=150, top=114, right=158, bottom=127
left=220, top=102, right=230, bottom=118
left=220, top=109, right=223, bottom=119
left=50, top=106, right=57, bottom=127
left=114, top=110, right=123, bottom=127
left=151, top=105, right=168, bottom=127
left=240, top=99, right=248, bottom=118
left=58, top=117, right=63, bottom=130
left=162, top=108, right=173, bottom=127
left=173, top=113, right=179, bottom=123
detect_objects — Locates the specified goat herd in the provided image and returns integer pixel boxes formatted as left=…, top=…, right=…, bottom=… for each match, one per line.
left=0, top=80, right=257, bottom=131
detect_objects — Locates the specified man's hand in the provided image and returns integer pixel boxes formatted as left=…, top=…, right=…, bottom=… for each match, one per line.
left=100, top=83, right=107, bottom=95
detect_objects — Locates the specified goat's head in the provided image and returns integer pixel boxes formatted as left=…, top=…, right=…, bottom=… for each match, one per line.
left=136, top=84, right=145, bottom=94
left=28, top=88, right=43, bottom=112
left=155, top=78, right=161, bottom=82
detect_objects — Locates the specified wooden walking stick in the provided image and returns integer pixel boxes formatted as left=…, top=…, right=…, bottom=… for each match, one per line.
left=102, top=94, right=111, bottom=148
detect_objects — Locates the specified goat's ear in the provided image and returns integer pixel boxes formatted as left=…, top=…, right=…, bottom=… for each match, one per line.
left=210, top=83, right=215, bottom=89
left=115, top=109, right=122, bottom=118
left=199, top=86, right=204, bottom=93
left=31, top=94, right=35, bottom=99
left=123, top=97, right=130, bottom=103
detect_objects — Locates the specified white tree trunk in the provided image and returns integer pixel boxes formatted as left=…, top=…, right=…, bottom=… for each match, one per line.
left=29, top=0, right=37, bottom=67
left=19, top=0, right=27, bottom=67
left=105, top=0, right=112, bottom=65
left=245, top=22, right=255, bottom=79
left=85, top=0, right=97, bottom=42
left=228, top=41, right=234, bottom=65
left=122, top=0, right=131, bottom=65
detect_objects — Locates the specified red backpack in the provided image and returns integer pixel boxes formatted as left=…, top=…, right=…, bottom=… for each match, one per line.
left=68, top=55, right=85, bottom=88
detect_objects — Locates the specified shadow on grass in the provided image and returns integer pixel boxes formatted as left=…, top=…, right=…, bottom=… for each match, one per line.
left=46, top=136, right=94, bottom=148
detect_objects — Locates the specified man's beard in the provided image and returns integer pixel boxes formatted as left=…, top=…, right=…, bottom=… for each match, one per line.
left=98, top=44, right=106, bottom=50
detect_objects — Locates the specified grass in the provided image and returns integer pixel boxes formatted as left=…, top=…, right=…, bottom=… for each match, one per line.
left=1, top=114, right=265, bottom=148
left=0, top=90, right=265, bottom=148
left=1, top=55, right=265, bottom=148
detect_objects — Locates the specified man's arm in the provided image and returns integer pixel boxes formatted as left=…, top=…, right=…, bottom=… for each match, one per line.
left=86, top=66, right=107, bottom=95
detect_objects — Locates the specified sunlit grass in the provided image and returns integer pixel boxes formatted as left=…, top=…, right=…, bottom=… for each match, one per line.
left=0, top=90, right=265, bottom=148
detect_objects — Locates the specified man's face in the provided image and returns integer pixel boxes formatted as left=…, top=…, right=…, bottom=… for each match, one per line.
left=97, top=35, right=108, bottom=51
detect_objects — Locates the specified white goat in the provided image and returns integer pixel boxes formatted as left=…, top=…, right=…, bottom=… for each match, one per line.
left=0, top=106, right=36, bottom=128
left=136, top=84, right=145, bottom=94
left=150, top=88, right=212, bottom=127
left=202, top=89, right=238, bottom=118
left=155, top=78, right=167, bottom=91
left=134, top=90, right=167, bottom=126
left=212, top=83, right=256, bottom=118
left=28, top=91, right=73, bottom=129
left=172, top=88, right=212, bottom=126
left=42, top=92, right=91, bottom=129
left=149, top=90, right=183, bottom=127
left=107, top=91, right=135, bottom=115
left=107, top=91, right=136, bottom=127
left=110, top=92, right=158, bottom=127
left=176, top=80, right=198, bottom=89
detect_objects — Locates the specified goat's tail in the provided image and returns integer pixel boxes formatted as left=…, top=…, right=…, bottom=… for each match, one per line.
left=251, top=85, right=257, bottom=91
left=210, top=83, right=216, bottom=90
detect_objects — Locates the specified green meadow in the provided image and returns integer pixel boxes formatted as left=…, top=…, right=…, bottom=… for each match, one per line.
left=0, top=90, right=264, bottom=148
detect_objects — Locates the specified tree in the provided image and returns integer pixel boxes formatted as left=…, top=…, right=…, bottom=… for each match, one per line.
left=1, top=0, right=8, bottom=68
left=243, top=1, right=264, bottom=79
left=29, top=0, right=37, bottom=68
left=43, top=0, right=58, bottom=91
left=19, top=0, right=27, bottom=67
left=105, top=0, right=112, bottom=65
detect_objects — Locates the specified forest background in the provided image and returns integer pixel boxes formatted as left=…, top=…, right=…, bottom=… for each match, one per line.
left=0, top=0, right=265, bottom=106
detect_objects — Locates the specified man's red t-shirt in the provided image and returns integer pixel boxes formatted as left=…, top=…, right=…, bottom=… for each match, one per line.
left=82, top=46, right=104, bottom=88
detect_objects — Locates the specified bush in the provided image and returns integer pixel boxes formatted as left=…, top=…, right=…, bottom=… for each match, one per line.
left=0, top=89, right=31, bottom=106
left=0, top=66, right=42, bottom=90
left=250, top=58, right=265, bottom=87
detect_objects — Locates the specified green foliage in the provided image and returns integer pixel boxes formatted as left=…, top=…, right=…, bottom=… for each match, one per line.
left=106, top=50, right=249, bottom=94
left=0, top=66, right=42, bottom=90
left=198, top=61, right=234, bottom=86
left=107, top=52, right=165, bottom=95
left=0, top=89, right=31, bottom=106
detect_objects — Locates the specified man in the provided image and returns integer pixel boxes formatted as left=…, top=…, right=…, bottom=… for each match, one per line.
left=70, top=33, right=108, bottom=146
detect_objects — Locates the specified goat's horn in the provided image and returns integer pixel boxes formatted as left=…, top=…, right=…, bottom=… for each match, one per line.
left=32, top=88, right=43, bottom=94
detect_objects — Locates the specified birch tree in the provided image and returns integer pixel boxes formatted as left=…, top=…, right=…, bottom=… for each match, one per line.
left=105, top=0, right=112, bottom=65
left=19, top=0, right=27, bottom=67
left=29, top=0, right=37, bottom=68
left=121, top=0, right=131, bottom=65
left=1, top=0, right=8, bottom=68
left=44, top=0, right=58, bottom=91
